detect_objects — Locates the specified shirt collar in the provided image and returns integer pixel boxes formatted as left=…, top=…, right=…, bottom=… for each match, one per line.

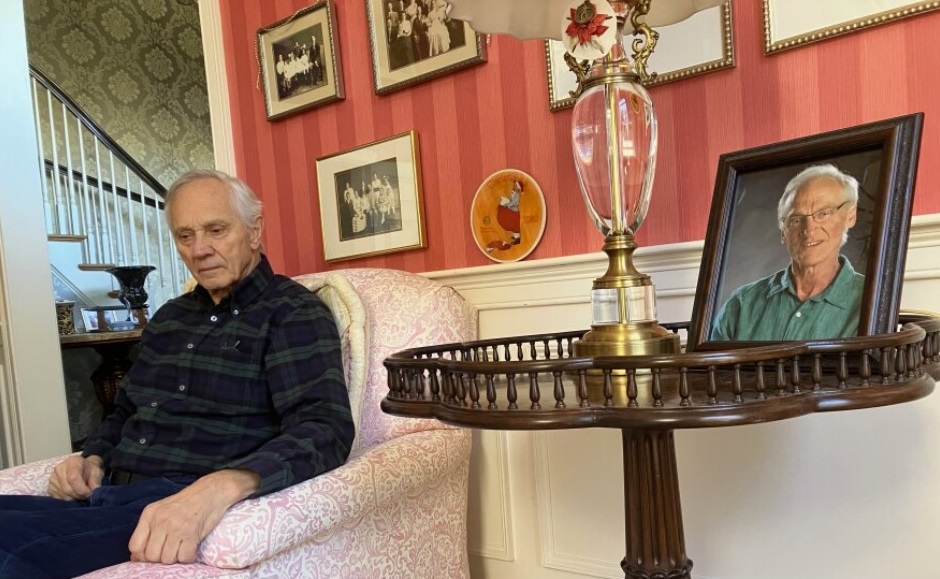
left=775, top=255, right=855, bottom=307
left=189, top=254, right=274, bottom=313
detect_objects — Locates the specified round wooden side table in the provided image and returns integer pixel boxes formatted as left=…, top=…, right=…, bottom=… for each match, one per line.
left=382, top=318, right=940, bottom=579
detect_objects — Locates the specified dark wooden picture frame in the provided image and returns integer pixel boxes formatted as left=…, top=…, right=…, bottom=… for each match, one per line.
left=688, top=113, right=924, bottom=351
left=257, top=0, right=344, bottom=121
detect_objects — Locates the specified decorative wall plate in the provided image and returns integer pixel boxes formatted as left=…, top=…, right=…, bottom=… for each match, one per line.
left=470, top=169, right=547, bottom=263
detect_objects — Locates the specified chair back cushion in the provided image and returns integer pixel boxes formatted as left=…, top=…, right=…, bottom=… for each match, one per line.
left=294, top=268, right=477, bottom=449
left=294, top=273, right=369, bottom=451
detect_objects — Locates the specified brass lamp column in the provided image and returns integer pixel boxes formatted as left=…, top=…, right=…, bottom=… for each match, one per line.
left=569, top=0, right=679, bottom=357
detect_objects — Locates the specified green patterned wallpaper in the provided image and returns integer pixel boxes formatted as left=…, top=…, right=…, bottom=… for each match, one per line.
left=24, top=0, right=213, bottom=187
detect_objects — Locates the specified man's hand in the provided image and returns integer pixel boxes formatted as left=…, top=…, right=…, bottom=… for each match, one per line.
left=48, top=454, right=104, bottom=500
left=128, top=469, right=260, bottom=565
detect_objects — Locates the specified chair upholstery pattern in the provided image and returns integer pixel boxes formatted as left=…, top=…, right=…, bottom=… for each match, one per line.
left=0, top=268, right=478, bottom=579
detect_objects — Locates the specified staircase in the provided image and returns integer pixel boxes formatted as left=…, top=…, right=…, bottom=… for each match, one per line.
left=30, top=64, right=188, bottom=318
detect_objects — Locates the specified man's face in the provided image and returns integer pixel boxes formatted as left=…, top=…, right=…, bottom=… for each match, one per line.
left=169, top=178, right=263, bottom=304
left=780, top=177, right=857, bottom=271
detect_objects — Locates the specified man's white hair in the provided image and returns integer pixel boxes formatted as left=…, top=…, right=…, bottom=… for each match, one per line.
left=777, top=163, right=859, bottom=246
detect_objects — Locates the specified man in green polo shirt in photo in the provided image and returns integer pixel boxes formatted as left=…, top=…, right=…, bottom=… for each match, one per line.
left=711, top=163, right=865, bottom=341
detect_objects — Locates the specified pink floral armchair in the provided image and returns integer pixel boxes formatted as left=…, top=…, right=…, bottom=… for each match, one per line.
left=0, top=268, right=477, bottom=578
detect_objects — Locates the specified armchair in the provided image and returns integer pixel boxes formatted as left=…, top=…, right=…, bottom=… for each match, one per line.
left=0, top=268, right=478, bottom=578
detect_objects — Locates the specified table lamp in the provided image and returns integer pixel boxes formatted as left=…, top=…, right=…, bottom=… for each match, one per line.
left=449, top=0, right=723, bottom=357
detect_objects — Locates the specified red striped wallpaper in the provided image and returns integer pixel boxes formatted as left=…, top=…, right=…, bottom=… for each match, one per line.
left=219, top=0, right=940, bottom=277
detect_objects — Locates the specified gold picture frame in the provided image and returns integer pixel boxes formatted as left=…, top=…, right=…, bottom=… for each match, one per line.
left=257, top=1, right=344, bottom=121
left=763, top=0, right=940, bottom=54
left=315, top=131, right=426, bottom=262
left=545, top=1, right=734, bottom=112
left=366, top=0, right=487, bottom=95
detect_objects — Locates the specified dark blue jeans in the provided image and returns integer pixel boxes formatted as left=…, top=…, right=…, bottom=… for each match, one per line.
left=0, top=475, right=196, bottom=579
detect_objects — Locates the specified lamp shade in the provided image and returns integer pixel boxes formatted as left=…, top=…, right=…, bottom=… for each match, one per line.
left=446, top=0, right=724, bottom=40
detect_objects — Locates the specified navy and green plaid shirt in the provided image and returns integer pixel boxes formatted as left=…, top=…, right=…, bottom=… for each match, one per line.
left=82, top=256, right=354, bottom=497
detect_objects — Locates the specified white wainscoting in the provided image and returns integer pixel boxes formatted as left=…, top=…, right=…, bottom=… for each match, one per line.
left=425, top=214, right=940, bottom=579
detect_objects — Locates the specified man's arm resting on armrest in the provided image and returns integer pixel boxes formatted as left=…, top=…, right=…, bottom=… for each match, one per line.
left=129, top=467, right=260, bottom=565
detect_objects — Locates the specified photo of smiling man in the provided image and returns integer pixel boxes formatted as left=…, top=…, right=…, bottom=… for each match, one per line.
left=711, top=164, right=865, bottom=341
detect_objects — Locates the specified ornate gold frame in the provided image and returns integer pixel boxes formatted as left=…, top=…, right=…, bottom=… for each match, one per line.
left=365, top=0, right=487, bottom=95
left=763, top=0, right=940, bottom=54
left=315, top=131, right=426, bottom=262
left=257, top=0, right=344, bottom=121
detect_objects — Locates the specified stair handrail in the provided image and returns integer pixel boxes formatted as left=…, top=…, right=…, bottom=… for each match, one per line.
left=43, top=160, right=165, bottom=212
left=29, top=63, right=166, bottom=198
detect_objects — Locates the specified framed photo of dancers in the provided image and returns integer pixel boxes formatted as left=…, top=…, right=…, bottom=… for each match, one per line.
left=257, top=0, right=344, bottom=121
left=315, top=131, right=426, bottom=262
left=366, top=0, right=487, bottom=95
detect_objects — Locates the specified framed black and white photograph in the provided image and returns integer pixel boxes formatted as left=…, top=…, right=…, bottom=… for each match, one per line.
left=257, top=1, right=344, bottom=121
left=366, top=0, right=486, bottom=95
left=315, top=131, right=426, bottom=261
left=688, top=113, right=924, bottom=351
left=545, top=1, right=734, bottom=111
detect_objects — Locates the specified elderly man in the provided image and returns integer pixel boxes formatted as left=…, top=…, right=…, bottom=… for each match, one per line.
left=0, top=170, right=354, bottom=578
left=711, top=164, right=865, bottom=341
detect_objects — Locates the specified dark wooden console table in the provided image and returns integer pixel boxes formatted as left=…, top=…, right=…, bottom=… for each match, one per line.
left=382, top=318, right=940, bottom=579
left=60, top=329, right=142, bottom=412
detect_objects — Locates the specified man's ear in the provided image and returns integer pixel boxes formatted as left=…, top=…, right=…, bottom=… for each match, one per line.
left=845, top=204, right=858, bottom=229
left=249, top=215, right=264, bottom=249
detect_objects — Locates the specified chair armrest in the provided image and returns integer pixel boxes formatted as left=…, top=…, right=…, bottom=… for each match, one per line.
left=0, top=453, right=72, bottom=495
left=198, top=428, right=471, bottom=569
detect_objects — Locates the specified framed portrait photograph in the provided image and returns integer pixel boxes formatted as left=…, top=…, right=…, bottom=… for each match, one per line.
left=763, top=0, right=940, bottom=54
left=687, top=113, right=924, bottom=351
left=546, top=1, right=734, bottom=111
left=366, top=0, right=487, bottom=95
left=315, top=131, right=426, bottom=262
left=257, top=1, right=344, bottom=121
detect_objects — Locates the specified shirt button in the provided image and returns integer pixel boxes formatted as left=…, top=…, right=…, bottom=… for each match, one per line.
left=179, top=384, right=186, bottom=392
left=139, top=438, right=147, bottom=444
left=795, top=312, right=802, bottom=318
left=233, top=309, right=239, bottom=316
left=186, top=343, right=194, bottom=349
left=150, top=401, right=158, bottom=407
left=210, top=315, right=218, bottom=322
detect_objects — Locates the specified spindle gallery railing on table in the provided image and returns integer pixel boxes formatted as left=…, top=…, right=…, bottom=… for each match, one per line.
left=383, top=318, right=940, bottom=430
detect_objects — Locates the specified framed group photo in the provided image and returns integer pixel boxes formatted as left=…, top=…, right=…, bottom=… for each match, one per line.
left=315, top=131, right=426, bottom=261
left=687, top=113, right=924, bottom=351
left=366, top=0, right=487, bottom=94
left=545, top=1, right=734, bottom=111
left=257, top=1, right=344, bottom=121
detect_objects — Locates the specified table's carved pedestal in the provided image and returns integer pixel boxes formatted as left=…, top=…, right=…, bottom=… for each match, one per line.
left=382, top=318, right=940, bottom=578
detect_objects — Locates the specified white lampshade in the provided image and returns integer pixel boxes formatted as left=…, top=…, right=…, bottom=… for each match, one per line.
left=446, top=0, right=724, bottom=40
